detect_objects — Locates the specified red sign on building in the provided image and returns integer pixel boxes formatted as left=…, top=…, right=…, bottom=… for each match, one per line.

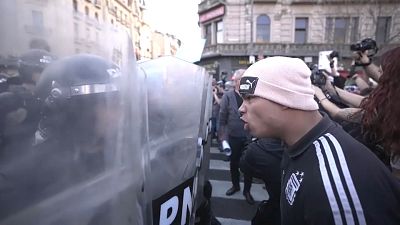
left=199, top=5, right=225, bottom=23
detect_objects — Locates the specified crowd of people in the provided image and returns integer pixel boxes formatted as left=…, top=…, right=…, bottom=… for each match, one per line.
left=2, top=34, right=400, bottom=224
left=211, top=46, right=400, bottom=225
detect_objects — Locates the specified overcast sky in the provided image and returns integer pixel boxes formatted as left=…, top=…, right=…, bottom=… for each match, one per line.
left=146, top=0, right=201, bottom=45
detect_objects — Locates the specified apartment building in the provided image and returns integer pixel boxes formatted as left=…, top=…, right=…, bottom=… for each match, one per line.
left=151, top=31, right=181, bottom=58
left=198, top=0, right=400, bottom=79
left=0, top=0, right=180, bottom=64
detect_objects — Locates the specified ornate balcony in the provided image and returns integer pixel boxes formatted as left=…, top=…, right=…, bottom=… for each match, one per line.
left=202, top=42, right=399, bottom=59
left=254, top=0, right=278, bottom=3
left=202, top=43, right=354, bottom=58
left=24, top=25, right=52, bottom=36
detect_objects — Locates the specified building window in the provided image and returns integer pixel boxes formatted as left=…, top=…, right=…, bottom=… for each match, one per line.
left=95, top=12, right=99, bottom=21
left=95, top=31, right=99, bottom=42
left=86, top=27, right=90, bottom=40
left=376, top=17, right=391, bottom=43
left=295, top=18, right=308, bottom=43
left=350, top=17, right=359, bottom=42
left=73, top=0, right=78, bottom=12
left=32, top=10, right=44, bottom=30
left=85, top=6, right=89, bottom=16
left=256, top=15, right=270, bottom=42
left=334, top=18, right=348, bottom=43
left=74, top=22, right=79, bottom=36
left=216, top=21, right=223, bottom=43
left=205, top=23, right=212, bottom=46
left=325, top=17, right=359, bottom=44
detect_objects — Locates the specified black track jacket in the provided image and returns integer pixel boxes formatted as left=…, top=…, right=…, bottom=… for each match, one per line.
left=281, top=114, right=400, bottom=225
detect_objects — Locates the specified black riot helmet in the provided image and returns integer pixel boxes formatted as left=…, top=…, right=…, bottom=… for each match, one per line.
left=35, top=54, right=121, bottom=142
left=18, top=49, right=56, bottom=84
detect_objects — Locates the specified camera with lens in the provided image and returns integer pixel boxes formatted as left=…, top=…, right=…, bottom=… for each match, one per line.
left=329, top=50, right=339, bottom=59
left=350, top=38, right=378, bottom=56
left=310, top=65, right=327, bottom=87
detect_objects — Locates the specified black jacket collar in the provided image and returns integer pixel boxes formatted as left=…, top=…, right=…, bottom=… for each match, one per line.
left=286, top=112, right=336, bottom=158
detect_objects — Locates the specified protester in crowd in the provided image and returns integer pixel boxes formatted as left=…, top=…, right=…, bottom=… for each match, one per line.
left=238, top=56, right=400, bottom=225
left=314, top=47, right=400, bottom=176
left=224, top=80, right=235, bottom=91
left=211, top=78, right=223, bottom=141
left=219, top=69, right=254, bottom=204
left=358, top=47, right=400, bottom=174
left=240, top=138, right=283, bottom=225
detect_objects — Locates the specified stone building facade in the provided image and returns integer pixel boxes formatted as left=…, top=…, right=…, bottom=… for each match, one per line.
left=0, top=0, right=180, bottom=64
left=198, top=0, right=400, bottom=80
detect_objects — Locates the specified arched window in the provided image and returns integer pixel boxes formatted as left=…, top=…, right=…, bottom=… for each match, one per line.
left=85, top=6, right=89, bottom=16
left=256, top=15, right=271, bottom=42
left=73, top=0, right=78, bottom=12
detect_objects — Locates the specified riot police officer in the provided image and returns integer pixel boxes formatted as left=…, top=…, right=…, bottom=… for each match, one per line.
left=0, top=49, right=55, bottom=156
left=0, top=54, right=123, bottom=224
left=1, top=1, right=148, bottom=224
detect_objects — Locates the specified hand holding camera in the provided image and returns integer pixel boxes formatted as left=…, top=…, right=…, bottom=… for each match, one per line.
left=350, top=38, right=378, bottom=66
left=352, top=51, right=371, bottom=65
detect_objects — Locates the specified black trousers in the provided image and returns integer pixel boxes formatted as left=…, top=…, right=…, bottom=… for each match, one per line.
left=228, top=135, right=252, bottom=193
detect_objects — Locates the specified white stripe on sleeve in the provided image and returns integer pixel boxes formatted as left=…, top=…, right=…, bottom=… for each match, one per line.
left=319, top=136, right=355, bottom=225
left=325, top=133, right=366, bottom=225
left=313, top=140, right=343, bottom=225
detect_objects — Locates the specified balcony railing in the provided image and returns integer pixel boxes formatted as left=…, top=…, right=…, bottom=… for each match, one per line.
left=24, top=25, right=52, bottom=36
left=254, top=0, right=278, bottom=3
left=202, top=42, right=400, bottom=59
left=290, top=0, right=318, bottom=4
left=202, top=43, right=354, bottom=58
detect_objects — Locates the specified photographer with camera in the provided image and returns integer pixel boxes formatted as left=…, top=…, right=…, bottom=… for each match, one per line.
left=351, top=38, right=382, bottom=82
left=314, top=45, right=400, bottom=178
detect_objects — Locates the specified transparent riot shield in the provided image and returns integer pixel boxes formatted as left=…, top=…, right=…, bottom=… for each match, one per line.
left=0, top=1, right=149, bottom=225
left=139, top=57, right=207, bottom=225
left=192, top=74, right=213, bottom=220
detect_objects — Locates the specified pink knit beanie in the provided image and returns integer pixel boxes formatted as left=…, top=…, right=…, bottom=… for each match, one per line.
left=239, top=56, right=318, bottom=111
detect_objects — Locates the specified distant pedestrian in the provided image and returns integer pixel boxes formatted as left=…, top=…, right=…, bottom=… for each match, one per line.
left=219, top=69, right=254, bottom=205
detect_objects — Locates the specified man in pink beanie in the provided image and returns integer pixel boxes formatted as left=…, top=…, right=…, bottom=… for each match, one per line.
left=238, top=56, right=400, bottom=225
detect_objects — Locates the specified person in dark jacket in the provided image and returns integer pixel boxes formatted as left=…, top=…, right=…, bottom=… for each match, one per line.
left=219, top=69, right=254, bottom=204
left=240, top=138, right=283, bottom=225
left=238, top=56, right=400, bottom=225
